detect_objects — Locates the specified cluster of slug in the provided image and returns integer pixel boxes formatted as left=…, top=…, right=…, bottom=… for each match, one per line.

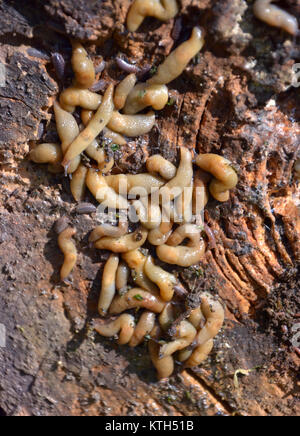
left=29, top=4, right=243, bottom=380
left=92, top=239, right=225, bottom=379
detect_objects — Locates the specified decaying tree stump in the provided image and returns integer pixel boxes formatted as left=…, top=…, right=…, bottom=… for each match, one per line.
left=0, top=0, right=299, bottom=416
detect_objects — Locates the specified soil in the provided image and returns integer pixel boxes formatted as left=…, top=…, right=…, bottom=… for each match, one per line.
left=0, top=0, right=299, bottom=416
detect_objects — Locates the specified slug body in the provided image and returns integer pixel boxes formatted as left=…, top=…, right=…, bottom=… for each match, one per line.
left=86, top=169, right=129, bottom=210
left=98, top=254, right=120, bottom=316
left=108, top=111, right=156, bottom=137
left=71, top=42, right=96, bottom=89
left=159, top=320, right=197, bottom=358
left=114, top=74, right=137, bottom=110
left=94, top=314, right=135, bottom=345
left=122, top=249, right=158, bottom=293
left=127, top=0, right=179, bottom=32
left=70, top=164, right=88, bottom=202
left=253, top=0, right=299, bottom=35
left=123, top=83, right=169, bottom=114
left=59, top=87, right=102, bottom=113
left=146, top=155, right=177, bottom=180
left=30, top=143, right=62, bottom=165
left=195, top=154, right=238, bottom=202
left=58, top=227, right=77, bottom=281
left=109, top=288, right=166, bottom=314
left=160, top=147, right=193, bottom=201
left=148, top=27, right=205, bottom=85
left=95, top=228, right=148, bottom=253
left=62, top=84, right=114, bottom=166
left=54, top=101, right=81, bottom=173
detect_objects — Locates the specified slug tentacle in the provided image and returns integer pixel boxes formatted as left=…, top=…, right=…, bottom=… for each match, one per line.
left=54, top=101, right=81, bottom=173
left=122, top=249, right=159, bottom=293
left=30, top=143, right=62, bottom=165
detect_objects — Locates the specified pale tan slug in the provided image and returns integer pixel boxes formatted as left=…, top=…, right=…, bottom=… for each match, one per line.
left=54, top=101, right=81, bottom=174
left=58, top=227, right=77, bottom=281
left=253, top=0, right=299, bottom=35
left=159, top=320, right=197, bottom=359
left=81, top=109, right=94, bottom=126
left=30, top=143, right=62, bottom=164
left=178, top=306, right=206, bottom=362
left=107, top=111, right=156, bottom=137
left=71, top=42, right=95, bottom=89
left=159, top=302, right=176, bottom=331
left=148, top=221, right=173, bottom=246
left=146, top=155, right=177, bottom=181
left=81, top=109, right=125, bottom=148
left=109, top=288, right=166, bottom=314
left=85, top=140, right=109, bottom=171
left=194, top=292, right=225, bottom=346
left=129, top=311, right=156, bottom=347
left=123, top=83, right=169, bottom=114
left=89, top=220, right=129, bottom=243
left=114, top=73, right=137, bottom=110
left=86, top=168, right=129, bottom=210
left=94, top=314, right=136, bottom=345
left=81, top=112, right=117, bottom=171
left=184, top=339, right=214, bottom=368
left=193, top=168, right=210, bottom=216
left=132, top=197, right=162, bottom=230
left=167, top=224, right=201, bottom=247
left=122, top=249, right=159, bottom=293
left=103, top=128, right=127, bottom=146
left=59, top=87, right=102, bottom=113
left=177, top=348, right=193, bottom=363
left=94, top=228, right=148, bottom=253
left=195, top=154, right=238, bottom=202
left=70, top=164, right=88, bottom=202
left=160, top=147, right=193, bottom=201
left=62, top=84, right=114, bottom=167
left=127, top=0, right=179, bottom=32
left=156, top=237, right=206, bottom=267
left=105, top=173, right=165, bottom=196
left=98, top=254, right=120, bottom=316
left=144, top=256, right=177, bottom=302
left=174, top=182, right=193, bottom=224
left=149, top=325, right=174, bottom=380
left=116, top=261, right=130, bottom=295
left=188, top=307, right=206, bottom=330
left=148, top=27, right=205, bottom=85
